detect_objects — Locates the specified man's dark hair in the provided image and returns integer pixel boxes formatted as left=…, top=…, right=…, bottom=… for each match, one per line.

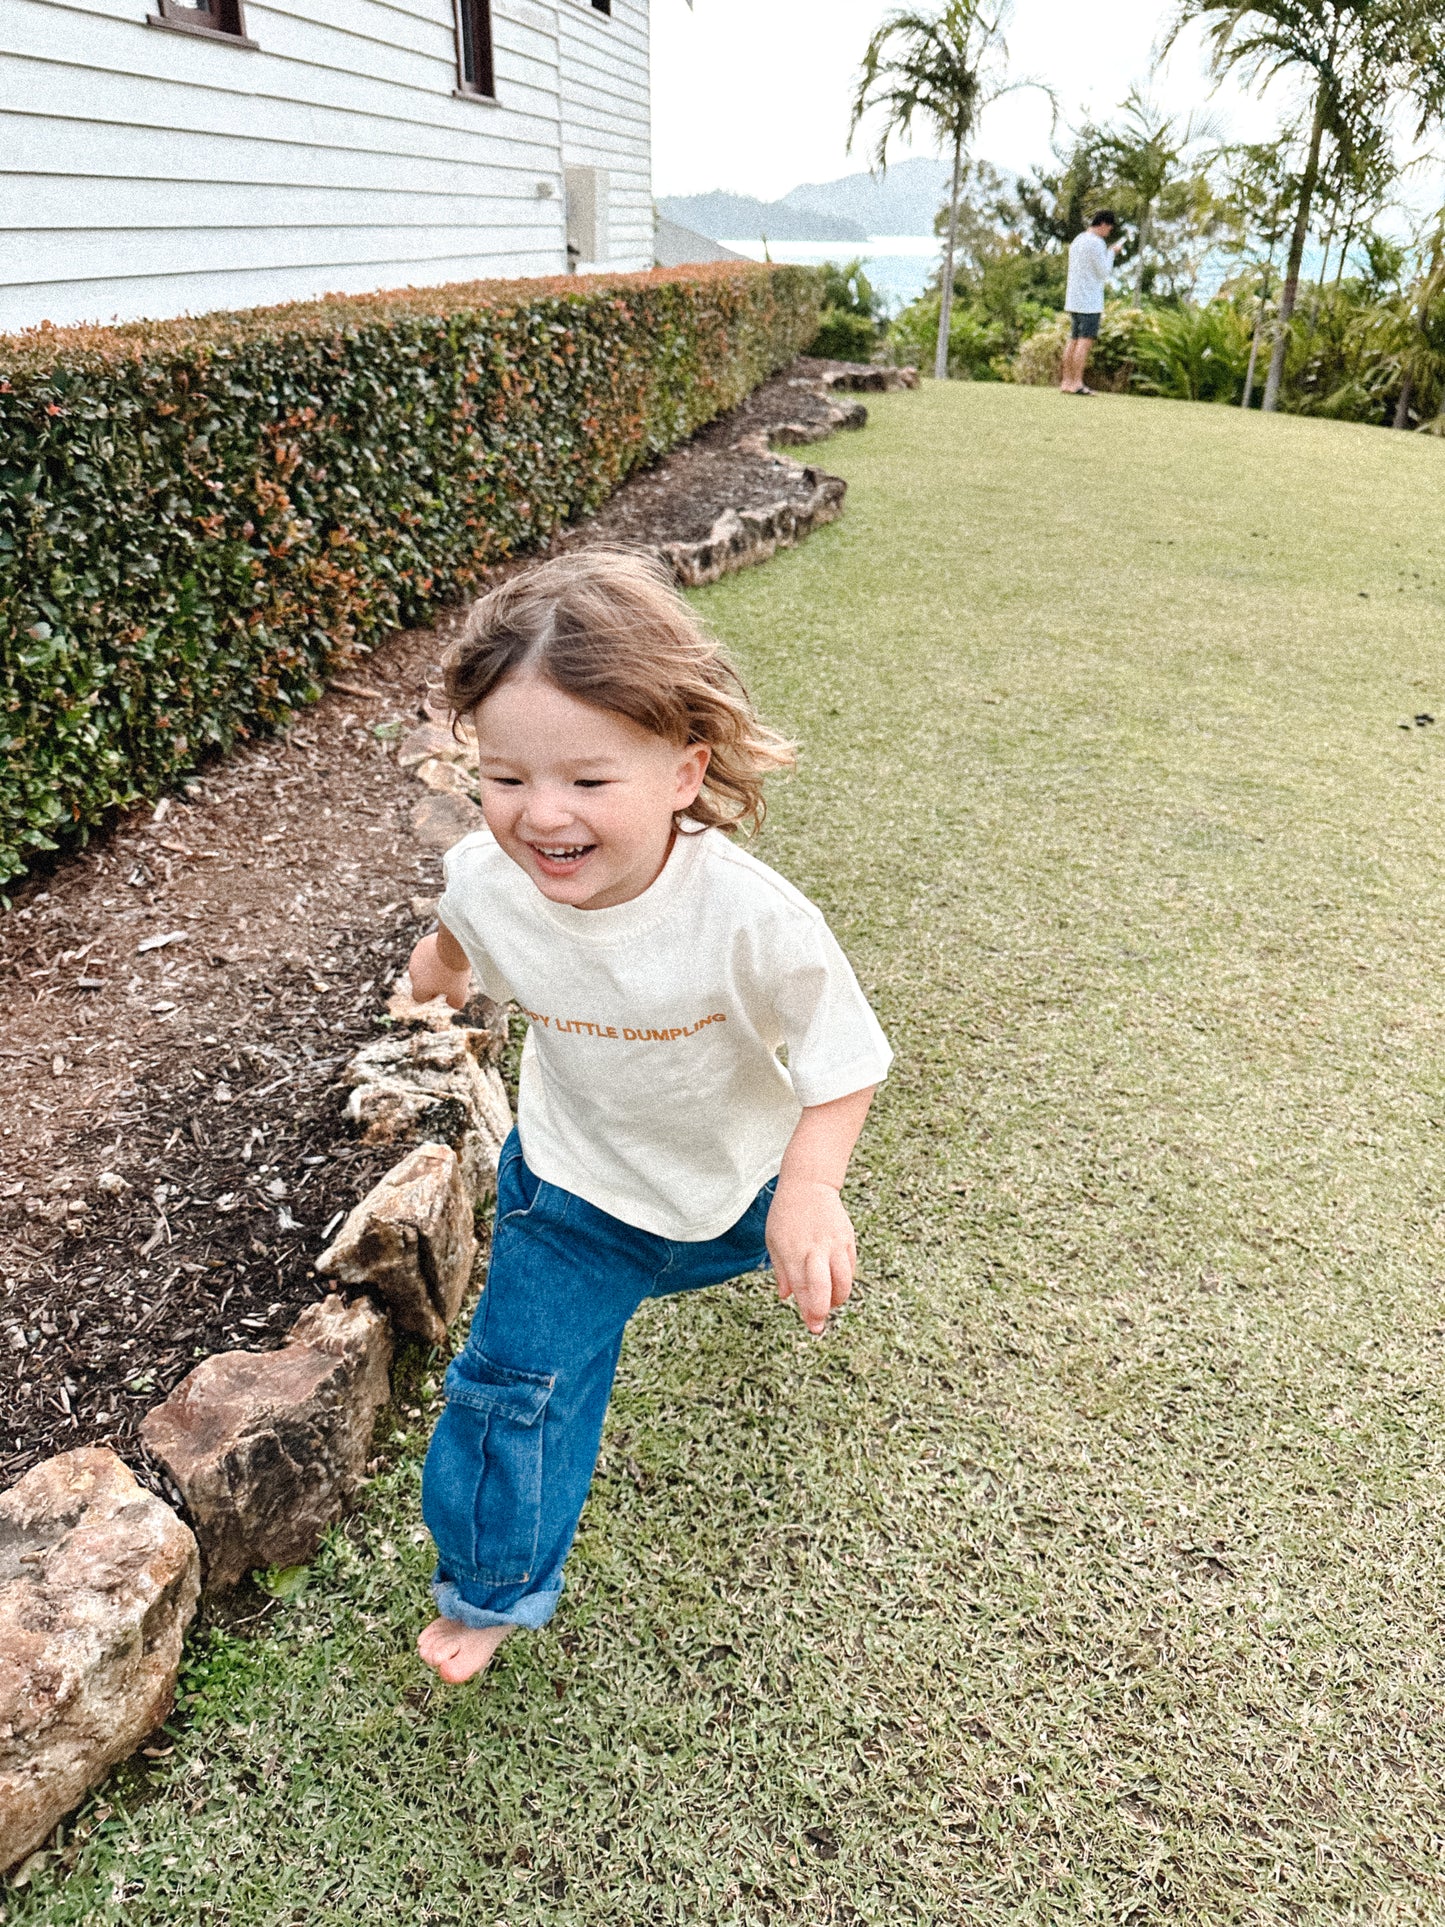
left=1090, top=210, right=1118, bottom=230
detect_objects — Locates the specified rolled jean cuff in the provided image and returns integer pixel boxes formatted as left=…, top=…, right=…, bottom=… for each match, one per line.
left=432, top=1572, right=563, bottom=1632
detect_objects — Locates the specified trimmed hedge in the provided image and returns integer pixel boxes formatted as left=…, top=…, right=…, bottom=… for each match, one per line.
left=0, top=263, right=821, bottom=887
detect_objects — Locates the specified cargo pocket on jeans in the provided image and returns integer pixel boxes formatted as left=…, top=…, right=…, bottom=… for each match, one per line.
left=421, top=1348, right=555, bottom=1587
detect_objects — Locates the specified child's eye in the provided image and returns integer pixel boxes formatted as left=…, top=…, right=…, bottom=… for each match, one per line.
left=487, top=776, right=524, bottom=787
left=573, top=779, right=609, bottom=789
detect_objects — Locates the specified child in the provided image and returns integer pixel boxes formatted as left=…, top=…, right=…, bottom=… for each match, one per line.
left=408, top=550, right=891, bottom=1684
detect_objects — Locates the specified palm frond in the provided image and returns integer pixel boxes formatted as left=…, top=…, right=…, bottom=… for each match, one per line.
left=849, top=0, right=1011, bottom=170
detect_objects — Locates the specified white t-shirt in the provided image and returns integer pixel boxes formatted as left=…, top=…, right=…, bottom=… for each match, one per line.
left=439, top=825, right=893, bottom=1241
left=1066, top=229, right=1113, bottom=313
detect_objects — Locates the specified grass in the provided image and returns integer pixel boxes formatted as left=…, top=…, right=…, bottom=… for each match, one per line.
left=10, top=383, right=1445, bottom=1924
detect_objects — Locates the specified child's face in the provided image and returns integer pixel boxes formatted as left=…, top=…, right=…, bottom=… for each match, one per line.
left=471, top=673, right=710, bottom=910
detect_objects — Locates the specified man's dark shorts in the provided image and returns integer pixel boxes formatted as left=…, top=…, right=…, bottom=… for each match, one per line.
left=1068, top=310, right=1102, bottom=340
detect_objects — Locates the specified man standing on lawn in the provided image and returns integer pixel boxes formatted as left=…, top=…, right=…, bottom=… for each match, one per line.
left=1061, top=211, right=1120, bottom=395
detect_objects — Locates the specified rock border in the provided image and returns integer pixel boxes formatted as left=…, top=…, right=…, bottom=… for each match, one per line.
left=0, top=1451, right=200, bottom=1877
left=810, top=361, right=920, bottom=395
left=661, top=466, right=848, bottom=589
left=0, top=354, right=916, bottom=1879
left=655, top=362, right=918, bottom=589
left=0, top=999, right=509, bottom=1874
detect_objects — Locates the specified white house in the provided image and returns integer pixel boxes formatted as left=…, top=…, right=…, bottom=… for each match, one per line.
left=0, top=0, right=654, bottom=334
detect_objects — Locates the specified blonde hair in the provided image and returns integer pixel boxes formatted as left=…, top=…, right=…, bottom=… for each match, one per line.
left=445, top=549, right=796, bottom=835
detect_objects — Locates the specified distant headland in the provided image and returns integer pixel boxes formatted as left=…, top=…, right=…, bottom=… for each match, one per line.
left=657, top=156, right=956, bottom=243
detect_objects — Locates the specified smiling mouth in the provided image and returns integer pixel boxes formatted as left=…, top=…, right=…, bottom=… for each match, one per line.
left=529, top=842, right=597, bottom=874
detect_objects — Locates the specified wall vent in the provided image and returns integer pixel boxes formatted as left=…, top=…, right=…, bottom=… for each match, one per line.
left=564, top=166, right=609, bottom=269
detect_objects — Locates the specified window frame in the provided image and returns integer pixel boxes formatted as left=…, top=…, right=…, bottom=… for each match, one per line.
left=150, top=0, right=253, bottom=41
left=455, top=0, right=497, bottom=100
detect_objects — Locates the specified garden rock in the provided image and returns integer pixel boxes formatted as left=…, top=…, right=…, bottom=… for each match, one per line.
left=314, top=1143, right=476, bottom=1346
left=385, top=972, right=463, bottom=1032
left=761, top=392, right=868, bottom=446
left=345, top=1026, right=510, bottom=1200
left=413, top=757, right=479, bottom=801
left=384, top=971, right=509, bottom=1046
left=662, top=466, right=847, bottom=588
left=410, top=791, right=483, bottom=849
left=817, top=363, right=919, bottom=392
left=398, top=723, right=474, bottom=773
left=0, top=1449, right=199, bottom=1872
left=139, top=1295, right=392, bottom=1594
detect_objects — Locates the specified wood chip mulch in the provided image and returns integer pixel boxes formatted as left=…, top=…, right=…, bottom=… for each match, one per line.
left=0, top=356, right=877, bottom=1492
left=564, top=360, right=866, bottom=549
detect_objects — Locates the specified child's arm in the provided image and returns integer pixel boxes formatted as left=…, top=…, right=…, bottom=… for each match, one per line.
left=766, top=1085, right=877, bottom=1336
left=407, top=921, right=472, bottom=1010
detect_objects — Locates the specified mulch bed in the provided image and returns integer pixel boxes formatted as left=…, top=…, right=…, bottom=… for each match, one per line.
left=0, top=685, right=445, bottom=1493
left=0, top=357, right=877, bottom=1493
left=564, top=362, right=865, bottom=549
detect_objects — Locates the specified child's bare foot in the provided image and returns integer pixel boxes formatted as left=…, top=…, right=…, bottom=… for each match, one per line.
left=417, top=1615, right=513, bottom=1683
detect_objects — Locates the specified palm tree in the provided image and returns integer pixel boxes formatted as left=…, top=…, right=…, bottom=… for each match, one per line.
left=849, top=2, right=1049, bottom=381
left=1167, top=0, right=1444, bottom=413
left=1013, top=125, right=1115, bottom=251
left=1217, top=133, right=1300, bottom=406
left=1101, top=89, right=1217, bottom=303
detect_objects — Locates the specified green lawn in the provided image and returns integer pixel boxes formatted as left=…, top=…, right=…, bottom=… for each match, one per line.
left=13, top=384, right=1445, bottom=1925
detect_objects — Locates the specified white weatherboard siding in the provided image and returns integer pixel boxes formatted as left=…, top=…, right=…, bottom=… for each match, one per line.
left=558, top=0, right=650, bottom=274
left=0, top=0, right=653, bottom=332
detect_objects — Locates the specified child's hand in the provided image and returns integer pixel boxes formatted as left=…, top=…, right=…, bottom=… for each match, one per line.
left=407, top=926, right=471, bottom=1009
left=765, top=1176, right=857, bottom=1336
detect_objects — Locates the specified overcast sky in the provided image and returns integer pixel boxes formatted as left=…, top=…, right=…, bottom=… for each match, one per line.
left=650, top=0, right=1351, bottom=205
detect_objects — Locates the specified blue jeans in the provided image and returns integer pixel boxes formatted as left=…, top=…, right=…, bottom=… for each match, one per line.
left=421, top=1130, right=775, bottom=1631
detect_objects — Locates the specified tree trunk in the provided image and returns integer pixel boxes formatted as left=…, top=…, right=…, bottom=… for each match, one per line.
left=1263, top=88, right=1328, bottom=413
left=1333, top=212, right=1355, bottom=289
left=1393, top=369, right=1415, bottom=429
left=935, top=134, right=964, bottom=382
left=1317, top=213, right=1336, bottom=298
left=1242, top=264, right=1271, bottom=408
left=1133, top=205, right=1152, bottom=303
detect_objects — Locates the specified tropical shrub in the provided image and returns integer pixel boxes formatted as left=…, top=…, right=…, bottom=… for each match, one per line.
left=887, top=297, right=1010, bottom=379
left=1010, top=307, right=1148, bottom=390
left=0, top=263, right=821, bottom=886
left=807, top=260, right=886, bottom=363
left=810, top=308, right=883, bottom=362
left=1010, top=312, right=1070, bottom=386
left=1278, top=282, right=1419, bottom=424
left=1130, top=302, right=1253, bottom=403
left=815, top=260, right=886, bottom=323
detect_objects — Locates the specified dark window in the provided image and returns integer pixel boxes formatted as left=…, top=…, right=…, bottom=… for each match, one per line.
left=456, top=0, right=496, bottom=97
left=591, top=0, right=612, bottom=13
left=156, top=0, right=248, bottom=34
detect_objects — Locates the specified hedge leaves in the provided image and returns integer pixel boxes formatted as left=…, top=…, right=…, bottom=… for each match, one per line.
left=0, top=264, right=820, bottom=887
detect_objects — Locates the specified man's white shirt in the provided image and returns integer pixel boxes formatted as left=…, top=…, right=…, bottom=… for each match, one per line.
left=1065, top=230, right=1113, bottom=313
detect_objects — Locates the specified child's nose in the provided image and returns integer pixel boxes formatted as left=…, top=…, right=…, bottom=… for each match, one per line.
left=519, top=788, right=576, bottom=832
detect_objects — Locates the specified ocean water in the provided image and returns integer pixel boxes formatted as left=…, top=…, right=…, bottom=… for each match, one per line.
left=718, top=236, right=939, bottom=314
